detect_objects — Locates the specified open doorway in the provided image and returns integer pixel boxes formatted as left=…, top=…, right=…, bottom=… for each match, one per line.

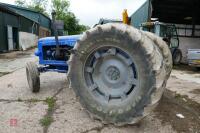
left=13, top=27, right=18, bottom=50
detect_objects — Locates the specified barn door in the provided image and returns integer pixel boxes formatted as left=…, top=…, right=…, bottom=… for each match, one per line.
left=7, top=25, right=14, bottom=51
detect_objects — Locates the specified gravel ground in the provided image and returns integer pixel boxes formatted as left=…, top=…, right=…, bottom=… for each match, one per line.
left=0, top=50, right=199, bottom=133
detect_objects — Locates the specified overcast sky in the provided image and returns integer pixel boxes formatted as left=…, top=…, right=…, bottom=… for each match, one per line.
left=0, top=0, right=146, bottom=27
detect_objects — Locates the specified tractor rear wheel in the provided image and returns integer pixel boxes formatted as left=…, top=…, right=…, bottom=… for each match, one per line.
left=68, top=23, right=172, bottom=125
left=26, top=62, right=40, bottom=93
left=143, top=31, right=173, bottom=78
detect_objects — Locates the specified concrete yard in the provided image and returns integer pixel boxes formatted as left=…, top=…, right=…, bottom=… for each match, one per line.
left=0, top=50, right=200, bottom=133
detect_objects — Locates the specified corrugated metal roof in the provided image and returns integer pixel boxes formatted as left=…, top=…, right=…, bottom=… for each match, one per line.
left=0, top=4, right=19, bottom=16
left=131, top=0, right=200, bottom=25
left=152, top=0, right=200, bottom=24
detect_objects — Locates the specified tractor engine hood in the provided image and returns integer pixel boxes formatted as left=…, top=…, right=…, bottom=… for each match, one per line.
left=35, top=35, right=82, bottom=56
left=38, top=35, right=82, bottom=47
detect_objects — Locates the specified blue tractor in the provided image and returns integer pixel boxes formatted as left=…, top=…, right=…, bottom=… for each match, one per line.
left=26, top=35, right=81, bottom=92
left=26, top=6, right=172, bottom=125
left=26, top=11, right=82, bottom=92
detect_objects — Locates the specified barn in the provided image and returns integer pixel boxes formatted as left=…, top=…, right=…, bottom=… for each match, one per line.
left=0, top=3, right=51, bottom=52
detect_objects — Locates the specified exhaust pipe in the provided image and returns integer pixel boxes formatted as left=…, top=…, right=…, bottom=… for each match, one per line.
left=51, top=11, right=61, bottom=59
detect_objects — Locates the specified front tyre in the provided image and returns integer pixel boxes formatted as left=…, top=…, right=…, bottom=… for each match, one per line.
left=26, top=62, right=40, bottom=93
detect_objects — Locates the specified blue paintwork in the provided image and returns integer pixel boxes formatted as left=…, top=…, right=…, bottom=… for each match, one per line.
left=38, top=35, right=82, bottom=47
left=35, top=35, right=82, bottom=73
left=38, top=65, right=67, bottom=73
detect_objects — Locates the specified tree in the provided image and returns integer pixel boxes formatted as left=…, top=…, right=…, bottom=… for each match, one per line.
left=52, top=0, right=89, bottom=35
left=29, top=0, right=48, bottom=15
left=15, top=0, right=48, bottom=16
left=15, top=0, right=89, bottom=35
left=15, top=0, right=26, bottom=7
left=52, top=0, right=69, bottom=19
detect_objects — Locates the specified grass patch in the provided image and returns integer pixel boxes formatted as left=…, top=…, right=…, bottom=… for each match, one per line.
left=175, top=93, right=182, bottom=99
left=29, top=98, right=40, bottom=103
left=40, top=116, right=53, bottom=127
left=17, top=98, right=22, bottom=102
left=0, top=72, right=10, bottom=77
left=40, top=97, right=56, bottom=128
left=45, top=97, right=56, bottom=111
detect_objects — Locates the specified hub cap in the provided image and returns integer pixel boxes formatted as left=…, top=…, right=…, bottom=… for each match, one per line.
left=84, top=47, right=138, bottom=102
left=106, top=66, right=120, bottom=81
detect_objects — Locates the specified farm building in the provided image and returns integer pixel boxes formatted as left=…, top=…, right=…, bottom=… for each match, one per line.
left=0, top=3, right=51, bottom=52
left=152, top=0, right=200, bottom=63
left=131, top=0, right=200, bottom=64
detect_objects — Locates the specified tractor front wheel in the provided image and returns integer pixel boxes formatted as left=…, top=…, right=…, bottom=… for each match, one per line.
left=26, top=62, right=40, bottom=92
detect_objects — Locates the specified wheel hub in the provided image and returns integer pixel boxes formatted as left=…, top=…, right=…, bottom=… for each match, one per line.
left=84, top=47, right=138, bottom=102
left=106, top=66, right=120, bottom=81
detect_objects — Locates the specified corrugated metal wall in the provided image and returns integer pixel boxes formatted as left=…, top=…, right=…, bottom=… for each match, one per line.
left=20, top=16, right=38, bottom=34
left=130, top=0, right=151, bottom=29
left=0, top=11, right=19, bottom=51
left=0, top=11, right=6, bottom=51
left=4, top=12, right=19, bottom=27
left=39, top=14, right=51, bottom=29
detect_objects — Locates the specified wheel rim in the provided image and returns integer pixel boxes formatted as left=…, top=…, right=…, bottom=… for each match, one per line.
left=84, top=46, right=138, bottom=103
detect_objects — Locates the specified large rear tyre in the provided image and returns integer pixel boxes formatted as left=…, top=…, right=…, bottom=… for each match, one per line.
left=143, top=31, right=173, bottom=79
left=68, top=24, right=172, bottom=125
left=26, top=62, right=40, bottom=93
